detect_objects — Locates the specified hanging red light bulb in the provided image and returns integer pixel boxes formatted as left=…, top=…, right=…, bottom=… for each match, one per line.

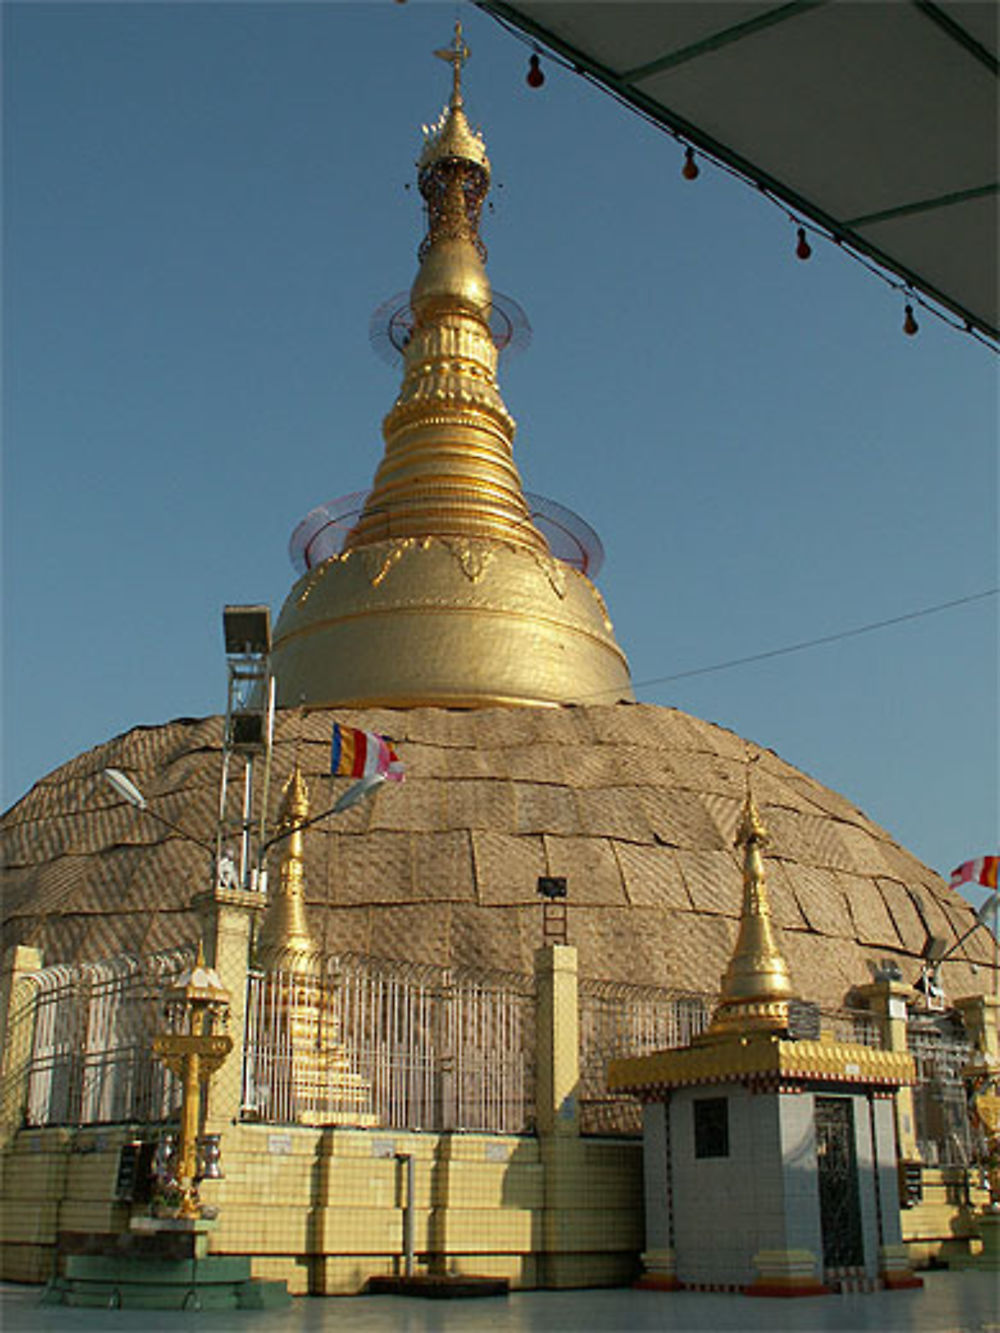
left=682, top=147, right=699, bottom=181
left=903, top=304, right=919, bottom=336
left=795, top=227, right=812, bottom=261
left=526, top=53, right=545, bottom=88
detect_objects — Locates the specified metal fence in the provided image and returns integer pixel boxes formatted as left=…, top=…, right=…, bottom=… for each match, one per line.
left=3, top=940, right=984, bottom=1168
left=577, top=989, right=887, bottom=1135
left=578, top=980, right=713, bottom=1135
left=907, top=1012, right=974, bottom=1167
left=788, top=1000, right=884, bottom=1047
left=242, top=954, right=536, bottom=1134
left=17, top=951, right=192, bottom=1129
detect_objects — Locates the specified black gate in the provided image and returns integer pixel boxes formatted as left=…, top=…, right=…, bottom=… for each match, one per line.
left=815, top=1096, right=864, bottom=1269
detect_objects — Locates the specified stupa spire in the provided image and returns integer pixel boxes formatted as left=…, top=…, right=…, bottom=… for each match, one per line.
left=343, top=23, right=547, bottom=556
left=256, top=764, right=317, bottom=973
left=269, top=27, right=633, bottom=709
left=706, top=774, right=797, bottom=1037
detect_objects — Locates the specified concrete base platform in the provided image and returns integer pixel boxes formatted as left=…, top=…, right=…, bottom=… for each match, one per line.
left=949, top=1210, right=1000, bottom=1272
left=41, top=1253, right=291, bottom=1310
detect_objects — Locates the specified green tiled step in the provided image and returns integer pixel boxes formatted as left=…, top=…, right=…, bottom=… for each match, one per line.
left=64, top=1254, right=251, bottom=1284
left=42, top=1256, right=292, bottom=1310
left=47, top=1280, right=244, bottom=1311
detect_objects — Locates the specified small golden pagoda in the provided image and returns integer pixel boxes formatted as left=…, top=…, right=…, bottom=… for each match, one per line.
left=253, top=766, right=373, bottom=1126
left=699, top=789, right=796, bottom=1041
left=270, top=22, right=633, bottom=709
left=609, top=788, right=915, bottom=1090
left=608, top=787, right=920, bottom=1296
left=256, top=764, right=316, bottom=975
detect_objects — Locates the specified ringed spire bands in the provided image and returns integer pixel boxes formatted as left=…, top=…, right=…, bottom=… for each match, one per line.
left=270, top=26, right=633, bottom=710
left=346, top=19, right=542, bottom=557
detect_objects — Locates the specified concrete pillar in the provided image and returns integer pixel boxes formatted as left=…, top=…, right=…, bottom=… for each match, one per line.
left=954, top=994, right=1000, bottom=1062
left=855, top=979, right=919, bottom=1161
left=534, top=945, right=580, bottom=1288
left=0, top=945, right=43, bottom=1150
left=192, top=886, right=267, bottom=1129
left=637, top=1100, right=679, bottom=1289
left=534, top=945, right=579, bottom=1137
left=871, top=1094, right=922, bottom=1287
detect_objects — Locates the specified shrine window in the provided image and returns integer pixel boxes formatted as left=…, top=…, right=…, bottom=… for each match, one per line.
left=694, top=1096, right=729, bottom=1158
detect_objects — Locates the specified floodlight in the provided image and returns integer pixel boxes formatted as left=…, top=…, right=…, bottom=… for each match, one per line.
left=537, top=876, right=567, bottom=900
left=223, top=605, right=271, bottom=656
left=921, top=935, right=949, bottom=962
left=333, top=773, right=386, bottom=813
left=230, top=711, right=266, bottom=750
left=104, top=768, right=148, bottom=810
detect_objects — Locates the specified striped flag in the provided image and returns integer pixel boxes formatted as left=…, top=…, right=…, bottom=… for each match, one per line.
left=330, top=724, right=404, bottom=783
left=950, top=856, right=999, bottom=891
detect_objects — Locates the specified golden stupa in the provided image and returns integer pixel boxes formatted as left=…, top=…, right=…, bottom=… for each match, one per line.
left=702, top=786, right=797, bottom=1038
left=256, top=764, right=318, bottom=974
left=2, top=26, right=996, bottom=1014
left=270, top=25, right=632, bottom=710
left=253, top=766, right=375, bottom=1126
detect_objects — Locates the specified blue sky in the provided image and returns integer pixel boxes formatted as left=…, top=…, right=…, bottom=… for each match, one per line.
left=3, top=1, right=997, bottom=888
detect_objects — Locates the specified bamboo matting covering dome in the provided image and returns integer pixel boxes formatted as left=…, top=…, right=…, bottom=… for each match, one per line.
left=2, top=703, right=992, bottom=1010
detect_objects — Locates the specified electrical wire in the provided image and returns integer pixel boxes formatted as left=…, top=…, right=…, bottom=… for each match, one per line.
left=627, top=588, right=998, bottom=696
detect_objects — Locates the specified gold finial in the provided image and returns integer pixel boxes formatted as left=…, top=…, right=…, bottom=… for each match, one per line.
left=278, top=762, right=310, bottom=828
left=419, top=20, right=488, bottom=180
left=704, top=773, right=797, bottom=1038
left=434, top=18, right=469, bottom=109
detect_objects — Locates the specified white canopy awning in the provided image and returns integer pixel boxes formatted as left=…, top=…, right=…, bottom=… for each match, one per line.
left=479, top=1, right=998, bottom=341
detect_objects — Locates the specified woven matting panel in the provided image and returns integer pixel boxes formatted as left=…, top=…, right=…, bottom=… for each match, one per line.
left=2, top=703, right=995, bottom=1009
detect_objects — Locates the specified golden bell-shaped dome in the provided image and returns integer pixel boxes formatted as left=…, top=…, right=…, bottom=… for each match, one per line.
left=271, top=23, right=632, bottom=710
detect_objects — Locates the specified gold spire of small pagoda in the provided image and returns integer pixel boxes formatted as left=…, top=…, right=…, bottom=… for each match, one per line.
left=256, top=764, right=317, bottom=974
left=705, top=780, right=796, bottom=1038
left=269, top=24, right=633, bottom=709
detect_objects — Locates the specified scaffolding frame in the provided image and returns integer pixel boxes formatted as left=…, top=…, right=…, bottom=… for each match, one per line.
left=216, top=605, right=275, bottom=892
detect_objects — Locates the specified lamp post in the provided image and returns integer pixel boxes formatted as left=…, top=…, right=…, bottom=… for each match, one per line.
left=919, top=891, right=1000, bottom=1003
left=104, top=768, right=217, bottom=856
left=104, top=766, right=385, bottom=878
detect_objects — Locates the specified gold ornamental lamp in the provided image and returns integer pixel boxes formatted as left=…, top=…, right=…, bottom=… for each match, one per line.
left=152, top=945, right=234, bottom=1220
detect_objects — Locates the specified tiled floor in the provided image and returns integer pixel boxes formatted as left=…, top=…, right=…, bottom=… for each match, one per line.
left=3, top=1271, right=998, bottom=1333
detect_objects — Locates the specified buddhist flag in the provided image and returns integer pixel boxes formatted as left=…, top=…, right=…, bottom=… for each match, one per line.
left=950, top=856, right=999, bottom=891
left=330, top=724, right=404, bottom=783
